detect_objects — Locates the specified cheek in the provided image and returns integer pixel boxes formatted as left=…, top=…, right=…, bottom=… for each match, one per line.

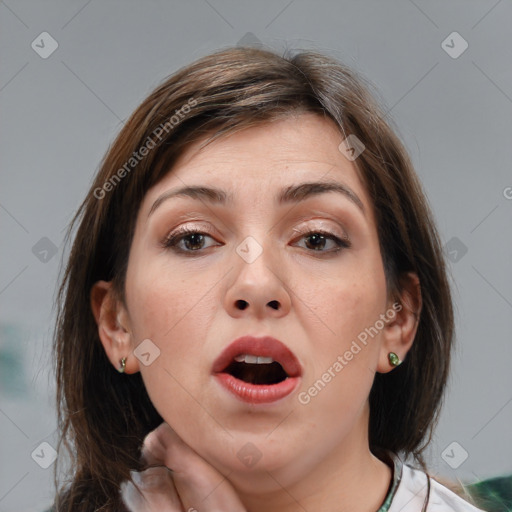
left=125, top=256, right=218, bottom=346
left=300, top=255, right=387, bottom=348
left=124, top=262, right=218, bottom=402
left=292, top=277, right=385, bottom=452
left=294, top=252, right=387, bottom=418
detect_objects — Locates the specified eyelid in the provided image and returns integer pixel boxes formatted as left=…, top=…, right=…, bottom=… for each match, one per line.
left=291, top=218, right=349, bottom=240
left=164, top=220, right=348, bottom=241
left=162, top=222, right=217, bottom=243
left=162, top=216, right=350, bottom=241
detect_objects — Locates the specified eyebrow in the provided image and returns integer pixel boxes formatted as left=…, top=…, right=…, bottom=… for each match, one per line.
left=147, top=181, right=365, bottom=218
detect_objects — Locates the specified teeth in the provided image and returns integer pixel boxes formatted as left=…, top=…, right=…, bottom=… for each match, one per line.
left=234, top=354, right=274, bottom=364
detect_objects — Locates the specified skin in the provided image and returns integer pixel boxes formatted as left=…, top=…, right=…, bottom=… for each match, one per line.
left=91, top=113, right=421, bottom=512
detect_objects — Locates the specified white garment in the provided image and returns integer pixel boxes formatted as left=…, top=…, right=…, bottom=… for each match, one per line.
left=388, top=459, right=485, bottom=511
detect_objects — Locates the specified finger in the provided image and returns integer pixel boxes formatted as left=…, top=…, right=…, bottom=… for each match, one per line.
left=141, top=423, right=246, bottom=512
left=141, top=422, right=172, bottom=466
left=120, top=466, right=184, bottom=512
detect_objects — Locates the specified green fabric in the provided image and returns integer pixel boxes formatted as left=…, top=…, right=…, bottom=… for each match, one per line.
left=465, top=474, right=512, bottom=512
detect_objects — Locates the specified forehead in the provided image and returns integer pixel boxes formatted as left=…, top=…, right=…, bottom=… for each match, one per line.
left=141, top=113, right=371, bottom=213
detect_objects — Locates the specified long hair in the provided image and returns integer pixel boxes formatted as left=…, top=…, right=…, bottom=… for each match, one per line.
left=52, top=46, right=453, bottom=510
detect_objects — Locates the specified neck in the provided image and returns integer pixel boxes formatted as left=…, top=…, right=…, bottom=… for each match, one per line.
left=234, top=408, right=393, bottom=512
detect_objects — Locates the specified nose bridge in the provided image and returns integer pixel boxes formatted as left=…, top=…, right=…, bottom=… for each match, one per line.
left=224, top=230, right=291, bottom=318
left=231, top=206, right=276, bottom=273
left=235, top=234, right=278, bottom=286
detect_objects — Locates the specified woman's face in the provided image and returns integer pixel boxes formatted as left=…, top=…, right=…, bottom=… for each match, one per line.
left=117, top=113, right=396, bottom=491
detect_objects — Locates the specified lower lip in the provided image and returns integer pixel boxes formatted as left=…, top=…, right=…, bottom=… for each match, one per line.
left=214, top=373, right=300, bottom=404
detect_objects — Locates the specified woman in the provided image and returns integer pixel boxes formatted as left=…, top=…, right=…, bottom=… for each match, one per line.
left=51, top=46, right=484, bottom=511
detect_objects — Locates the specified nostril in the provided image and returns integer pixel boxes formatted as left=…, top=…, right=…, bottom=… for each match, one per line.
left=268, top=300, right=279, bottom=310
left=235, top=300, right=279, bottom=310
left=236, top=299, right=248, bottom=310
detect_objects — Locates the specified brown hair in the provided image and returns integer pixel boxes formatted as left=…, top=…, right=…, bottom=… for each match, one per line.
left=52, top=46, right=453, bottom=510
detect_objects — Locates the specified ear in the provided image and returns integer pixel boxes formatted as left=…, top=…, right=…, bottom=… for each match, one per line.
left=90, top=280, right=140, bottom=374
left=377, top=272, right=422, bottom=373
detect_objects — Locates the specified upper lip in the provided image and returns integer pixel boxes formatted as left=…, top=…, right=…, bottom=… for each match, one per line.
left=212, top=335, right=302, bottom=378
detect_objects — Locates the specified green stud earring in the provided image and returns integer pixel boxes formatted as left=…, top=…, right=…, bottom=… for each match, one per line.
left=388, top=352, right=401, bottom=367
left=118, top=357, right=127, bottom=373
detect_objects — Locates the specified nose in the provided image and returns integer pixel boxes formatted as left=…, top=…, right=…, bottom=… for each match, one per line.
left=223, top=239, right=291, bottom=320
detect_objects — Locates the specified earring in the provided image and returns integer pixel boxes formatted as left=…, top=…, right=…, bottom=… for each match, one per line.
left=118, top=357, right=127, bottom=373
left=388, top=352, right=401, bottom=367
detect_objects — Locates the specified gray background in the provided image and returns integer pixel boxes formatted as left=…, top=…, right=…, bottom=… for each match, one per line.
left=1, top=1, right=511, bottom=511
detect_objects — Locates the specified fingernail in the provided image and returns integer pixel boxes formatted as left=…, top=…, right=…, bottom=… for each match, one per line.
left=131, top=466, right=170, bottom=490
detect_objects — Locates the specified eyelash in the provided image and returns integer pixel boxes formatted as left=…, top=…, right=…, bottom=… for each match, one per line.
left=161, top=225, right=351, bottom=256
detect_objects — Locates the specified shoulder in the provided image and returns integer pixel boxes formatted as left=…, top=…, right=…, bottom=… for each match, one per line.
left=389, top=462, right=486, bottom=511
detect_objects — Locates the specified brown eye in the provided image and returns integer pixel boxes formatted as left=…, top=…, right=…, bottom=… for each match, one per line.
left=162, top=227, right=220, bottom=254
left=294, top=230, right=350, bottom=253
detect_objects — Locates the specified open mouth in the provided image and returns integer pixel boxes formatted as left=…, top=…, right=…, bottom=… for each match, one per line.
left=212, top=336, right=302, bottom=404
left=223, top=354, right=289, bottom=385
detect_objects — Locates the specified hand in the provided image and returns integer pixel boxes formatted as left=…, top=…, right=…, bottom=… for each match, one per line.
left=120, top=422, right=247, bottom=512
